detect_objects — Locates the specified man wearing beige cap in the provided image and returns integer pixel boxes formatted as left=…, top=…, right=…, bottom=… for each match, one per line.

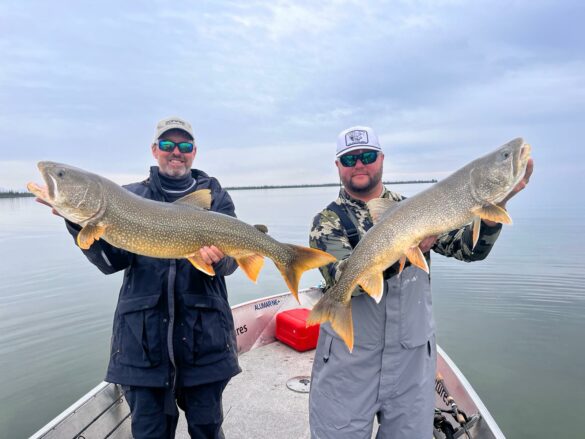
left=40, top=116, right=240, bottom=438
left=308, top=126, right=532, bottom=438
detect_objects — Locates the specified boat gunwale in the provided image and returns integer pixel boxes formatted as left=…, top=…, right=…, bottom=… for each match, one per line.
left=29, top=381, right=115, bottom=439
left=437, top=346, right=505, bottom=439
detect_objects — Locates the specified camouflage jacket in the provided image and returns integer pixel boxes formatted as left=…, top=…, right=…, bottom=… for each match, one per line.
left=309, top=187, right=502, bottom=294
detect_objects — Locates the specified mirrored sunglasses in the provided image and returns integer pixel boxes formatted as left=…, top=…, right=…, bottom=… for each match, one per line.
left=339, top=151, right=379, bottom=167
left=158, top=140, right=194, bottom=153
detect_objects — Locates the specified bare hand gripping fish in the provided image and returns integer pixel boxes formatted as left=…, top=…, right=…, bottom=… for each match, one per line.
left=28, top=162, right=336, bottom=299
left=307, top=138, right=532, bottom=351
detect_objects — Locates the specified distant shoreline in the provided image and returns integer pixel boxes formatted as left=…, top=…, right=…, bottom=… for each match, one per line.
left=224, top=180, right=437, bottom=191
left=0, top=191, right=35, bottom=199
left=0, top=179, right=437, bottom=198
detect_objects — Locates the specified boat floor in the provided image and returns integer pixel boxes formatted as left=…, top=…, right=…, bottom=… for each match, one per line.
left=177, top=340, right=320, bottom=438
left=176, top=341, right=492, bottom=439
left=33, top=340, right=494, bottom=439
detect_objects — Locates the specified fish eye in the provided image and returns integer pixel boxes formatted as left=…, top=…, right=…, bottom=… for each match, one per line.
left=57, top=170, right=65, bottom=178
left=502, top=151, right=510, bottom=159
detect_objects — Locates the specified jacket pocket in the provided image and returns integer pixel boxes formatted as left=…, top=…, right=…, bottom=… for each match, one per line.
left=398, top=267, right=435, bottom=349
left=182, top=295, right=231, bottom=366
left=320, top=332, right=333, bottom=363
left=115, top=294, right=162, bottom=368
left=312, top=329, right=334, bottom=376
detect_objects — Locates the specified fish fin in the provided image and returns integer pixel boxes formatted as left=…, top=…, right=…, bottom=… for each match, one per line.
left=174, top=189, right=212, bottom=210
left=76, top=224, right=106, bottom=250
left=276, top=245, right=337, bottom=302
left=398, top=255, right=407, bottom=275
left=357, top=271, right=384, bottom=303
left=472, top=216, right=481, bottom=250
left=405, top=246, right=430, bottom=273
left=473, top=204, right=512, bottom=225
left=307, top=290, right=354, bottom=352
left=235, top=253, right=265, bottom=283
left=187, top=253, right=216, bottom=277
left=253, top=224, right=269, bottom=234
left=366, top=198, right=398, bottom=224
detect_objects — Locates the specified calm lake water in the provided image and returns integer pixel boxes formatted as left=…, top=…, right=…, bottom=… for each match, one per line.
left=1, top=186, right=584, bottom=438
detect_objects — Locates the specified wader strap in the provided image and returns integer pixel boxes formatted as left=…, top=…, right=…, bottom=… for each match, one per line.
left=327, top=202, right=360, bottom=249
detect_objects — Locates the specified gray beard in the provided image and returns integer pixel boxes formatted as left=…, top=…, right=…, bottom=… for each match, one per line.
left=161, top=167, right=189, bottom=178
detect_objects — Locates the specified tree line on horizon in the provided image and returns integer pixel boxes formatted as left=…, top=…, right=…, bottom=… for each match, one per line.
left=224, top=179, right=438, bottom=191
left=0, top=190, right=35, bottom=198
left=0, top=179, right=438, bottom=198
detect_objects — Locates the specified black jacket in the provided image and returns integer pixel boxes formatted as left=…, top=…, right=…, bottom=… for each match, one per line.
left=66, top=167, right=241, bottom=388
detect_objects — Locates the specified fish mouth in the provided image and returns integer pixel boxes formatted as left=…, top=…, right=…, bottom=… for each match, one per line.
left=26, top=161, right=58, bottom=203
left=521, top=143, right=532, bottom=161
left=512, top=142, right=531, bottom=186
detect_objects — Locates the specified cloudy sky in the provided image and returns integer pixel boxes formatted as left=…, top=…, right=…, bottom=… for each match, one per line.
left=1, top=0, right=583, bottom=204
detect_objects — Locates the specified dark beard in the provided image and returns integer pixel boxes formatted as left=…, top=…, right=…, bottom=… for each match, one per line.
left=344, top=167, right=383, bottom=194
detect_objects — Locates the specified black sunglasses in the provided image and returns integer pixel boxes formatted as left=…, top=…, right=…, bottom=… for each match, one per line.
left=339, top=151, right=379, bottom=167
left=158, top=140, right=194, bottom=153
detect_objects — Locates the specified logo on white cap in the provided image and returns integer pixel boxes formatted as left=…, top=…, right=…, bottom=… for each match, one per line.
left=345, top=130, right=369, bottom=147
left=164, top=119, right=187, bottom=128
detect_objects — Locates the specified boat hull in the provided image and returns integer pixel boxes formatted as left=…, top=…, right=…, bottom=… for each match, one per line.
left=30, top=288, right=505, bottom=439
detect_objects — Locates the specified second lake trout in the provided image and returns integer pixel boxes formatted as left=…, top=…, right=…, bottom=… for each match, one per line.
left=307, top=138, right=532, bottom=351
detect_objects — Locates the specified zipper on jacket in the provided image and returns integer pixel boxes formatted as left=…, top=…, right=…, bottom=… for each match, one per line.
left=166, top=259, right=177, bottom=392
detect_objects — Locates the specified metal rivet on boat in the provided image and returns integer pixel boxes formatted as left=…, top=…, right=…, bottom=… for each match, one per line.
left=286, top=376, right=311, bottom=393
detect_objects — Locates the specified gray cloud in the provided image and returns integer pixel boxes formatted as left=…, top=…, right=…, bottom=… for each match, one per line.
left=0, top=0, right=583, bottom=201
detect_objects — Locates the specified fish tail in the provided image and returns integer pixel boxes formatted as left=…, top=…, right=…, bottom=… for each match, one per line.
left=276, top=244, right=336, bottom=302
left=307, top=290, right=354, bottom=352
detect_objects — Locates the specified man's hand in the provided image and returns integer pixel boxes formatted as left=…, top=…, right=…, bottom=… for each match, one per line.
left=35, top=198, right=62, bottom=217
left=419, top=236, right=438, bottom=253
left=199, top=246, right=225, bottom=265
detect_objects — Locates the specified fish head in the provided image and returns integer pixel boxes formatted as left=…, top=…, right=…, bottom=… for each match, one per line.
left=29, top=161, right=105, bottom=224
left=470, top=138, right=532, bottom=204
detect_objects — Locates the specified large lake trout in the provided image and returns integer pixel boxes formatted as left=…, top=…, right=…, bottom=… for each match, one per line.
left=28, top=162, right=336, bottom=299
left=307, top=138, right=532, bottom=351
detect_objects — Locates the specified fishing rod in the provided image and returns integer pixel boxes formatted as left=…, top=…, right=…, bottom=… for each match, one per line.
left=435, top=372, right=471, bottom=439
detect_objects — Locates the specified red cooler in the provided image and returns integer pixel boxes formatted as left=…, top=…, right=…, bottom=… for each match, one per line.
left=275, top=308, right=320, bottom=352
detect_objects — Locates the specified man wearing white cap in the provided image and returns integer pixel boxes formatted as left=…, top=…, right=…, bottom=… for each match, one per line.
left=40, top=116, right=241, bottom=438
left=308, top=126, right=532, bottom=438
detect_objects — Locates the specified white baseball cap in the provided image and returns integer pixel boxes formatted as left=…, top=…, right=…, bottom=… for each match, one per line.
left=336, top=126, right=382, bottom=158
left=154, top=116, right=195, bottom=141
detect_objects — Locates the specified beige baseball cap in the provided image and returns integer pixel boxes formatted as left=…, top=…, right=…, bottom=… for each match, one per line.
left=154, top=116, right=194, bottom=141
left=336, top=126, right=382, bottom=158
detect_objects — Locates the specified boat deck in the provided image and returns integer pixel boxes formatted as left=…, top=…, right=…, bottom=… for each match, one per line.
left=180, top=341, right=316, bottom=438
left=177, top=340, right=384, bottom=438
